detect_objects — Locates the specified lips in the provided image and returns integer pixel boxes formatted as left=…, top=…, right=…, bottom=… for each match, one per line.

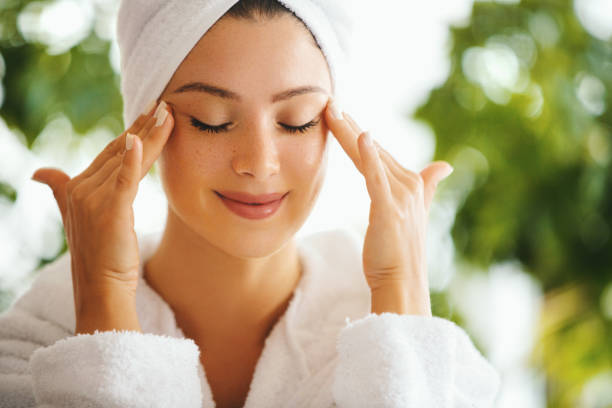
left=216, top=190, right=288, bottom=220
left=215, top=190, right=288, bottom=204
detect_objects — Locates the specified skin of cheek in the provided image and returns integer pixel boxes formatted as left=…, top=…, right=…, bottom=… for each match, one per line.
left=281, top=127, right=329, bottom=238
left=157, top=120, right=329, bottom=259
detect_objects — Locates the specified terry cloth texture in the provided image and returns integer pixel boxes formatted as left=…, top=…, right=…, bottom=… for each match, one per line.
left=0, top=228, right=501, bottom=407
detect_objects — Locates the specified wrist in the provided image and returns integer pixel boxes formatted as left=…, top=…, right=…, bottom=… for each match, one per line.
left=75, top=286, right=141, bottom=334
left=370, top=282, right=432, bottom=317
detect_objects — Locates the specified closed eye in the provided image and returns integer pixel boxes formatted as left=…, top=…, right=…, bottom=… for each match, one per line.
left=190, top=117, right=320, bottom=134
left=281, top=119, right=320, bottom=134
left=190, top=117, right=231, bottom=133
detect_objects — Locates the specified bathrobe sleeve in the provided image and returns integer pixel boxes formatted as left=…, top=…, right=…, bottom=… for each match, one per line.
left=0, top=303, right=204, bottom=408
left=331, top=312, right=501, bottom=408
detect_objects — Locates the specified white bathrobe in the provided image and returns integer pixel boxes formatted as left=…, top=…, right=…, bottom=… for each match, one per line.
left=0, top=227, right=501, bottom=407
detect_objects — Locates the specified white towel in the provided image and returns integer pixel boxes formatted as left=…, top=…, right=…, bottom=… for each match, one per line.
left=116, top=0, right=359, bottom=128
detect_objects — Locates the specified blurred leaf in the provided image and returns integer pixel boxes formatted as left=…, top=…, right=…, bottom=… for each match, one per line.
left=0, top=180, right=17, bottom=203
left=415, top=0, right=612, bottom=404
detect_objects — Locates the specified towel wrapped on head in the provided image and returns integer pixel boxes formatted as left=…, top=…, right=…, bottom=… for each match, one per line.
left=116, top=0, right=360, bottom=129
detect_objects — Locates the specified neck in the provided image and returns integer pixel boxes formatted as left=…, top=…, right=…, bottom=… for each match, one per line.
left=143, top=209, right=302, bottom=345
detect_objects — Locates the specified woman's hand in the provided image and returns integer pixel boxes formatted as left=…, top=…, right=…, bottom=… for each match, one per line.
left=323, top=98, right=453, bottom=316
left=31, top=100, right=174, bottom=333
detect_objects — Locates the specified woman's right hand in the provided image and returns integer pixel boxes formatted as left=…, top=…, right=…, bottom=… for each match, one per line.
left=31, top=100, right=174, bottom=332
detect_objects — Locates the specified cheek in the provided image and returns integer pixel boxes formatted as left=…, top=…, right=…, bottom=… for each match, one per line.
left=158, top=127, right=224, bottom=197
left=282, top=132, right=327, bottom=181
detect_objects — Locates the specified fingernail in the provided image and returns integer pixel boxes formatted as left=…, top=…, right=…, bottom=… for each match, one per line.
left=155, top=107, right=168, bottom=127
left=363, top=131, right=373, bottom=147
left=154, top=100, right=166, bottom=117
left=329, top=99, right=344, bottom=120
left=154, top=101, right=168, bottom=127
left=126, top=132, right=135, bottom=150
left=143, top=99, right=156, bottom=115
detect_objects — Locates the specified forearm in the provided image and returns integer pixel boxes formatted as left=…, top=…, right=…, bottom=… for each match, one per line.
left=75, top=286, right=141, bottom=334
left=370, top=282, right=432, bottom=317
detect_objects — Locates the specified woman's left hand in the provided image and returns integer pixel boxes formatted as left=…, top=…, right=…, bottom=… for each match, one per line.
left=323, top=98, right=453, bottom=316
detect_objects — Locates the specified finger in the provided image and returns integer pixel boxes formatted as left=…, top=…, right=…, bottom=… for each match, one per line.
left=420, top=161, right=453, bottom=213
left=372, top=139, right=431, bottom=201
left=346, top=112, right=414, bottom=182
left=344, top=108, right=434, bottom=212
left=371, top=143, right=407, bottom=202
left=357, top=131, right=394, bottom=212
left=373, top=140, right=427, bottom=209
left=79, top=151, right=123, bottom=191
left=128, top=99, right=158, bottom=135
left=340, top=110, right=397, bottom=209
left=114, top=133, right=143, bottom=205
left=343, top=111, right=363, bottom=134
left=136, top=102, right=163, bottom=140
left=75, top=100, right=158, bottom=182
left=345, top=113, right=412, bottom=201
left=139, top=102, right=173, bottom=179
left=79, top=101, right=171, bottom=192
left=345, top=112, right=417, bottom=189
left=31, top=168, right=70, bottom=219
left=372, top=140, right=415, bottom=184
left=324, top=98, right=364, bottom=174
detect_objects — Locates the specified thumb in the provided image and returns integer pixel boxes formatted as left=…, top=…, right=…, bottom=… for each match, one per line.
left=420, top=161, right=453, bottom=213
left=31, top=168, right=71, bottom=218
left=115, top=132, right=143, bottom=205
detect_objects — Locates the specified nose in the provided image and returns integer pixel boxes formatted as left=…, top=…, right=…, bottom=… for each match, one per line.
left=231, top=127, right=280, bottom=180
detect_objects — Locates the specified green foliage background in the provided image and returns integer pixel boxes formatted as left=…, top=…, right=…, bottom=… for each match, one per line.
left=414, top=0, right=612, bottom=406
left=1, top=0, right=610, bottom=406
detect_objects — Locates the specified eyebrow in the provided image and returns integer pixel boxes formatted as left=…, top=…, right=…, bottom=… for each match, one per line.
left=171, top=82, right=328, bottom=103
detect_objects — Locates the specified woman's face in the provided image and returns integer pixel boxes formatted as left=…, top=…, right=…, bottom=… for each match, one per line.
left=157, top=15, right=333, bottom=258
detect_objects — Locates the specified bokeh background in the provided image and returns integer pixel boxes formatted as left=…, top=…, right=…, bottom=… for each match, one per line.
left=1, top=0, right=611, bottom=406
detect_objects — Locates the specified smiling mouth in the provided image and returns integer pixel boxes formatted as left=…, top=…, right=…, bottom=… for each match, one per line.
left=214, top=191, right=280, bottom=205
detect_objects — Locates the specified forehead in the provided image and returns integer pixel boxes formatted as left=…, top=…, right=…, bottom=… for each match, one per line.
left=165, top=15, right=332, bottom=101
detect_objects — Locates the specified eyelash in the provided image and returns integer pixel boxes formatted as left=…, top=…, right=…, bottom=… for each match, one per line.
left=190, top=117, right=320, bottom=134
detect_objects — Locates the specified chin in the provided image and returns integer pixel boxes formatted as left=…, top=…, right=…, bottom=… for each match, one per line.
left=209, top=225, right=297, bottom=260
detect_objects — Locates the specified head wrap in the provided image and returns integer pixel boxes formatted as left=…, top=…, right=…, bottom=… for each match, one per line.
left=116, top=0, right=359, bottom=128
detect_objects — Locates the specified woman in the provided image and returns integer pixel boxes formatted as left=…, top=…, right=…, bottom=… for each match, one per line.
left=0, top=0, right=501, bottom=407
